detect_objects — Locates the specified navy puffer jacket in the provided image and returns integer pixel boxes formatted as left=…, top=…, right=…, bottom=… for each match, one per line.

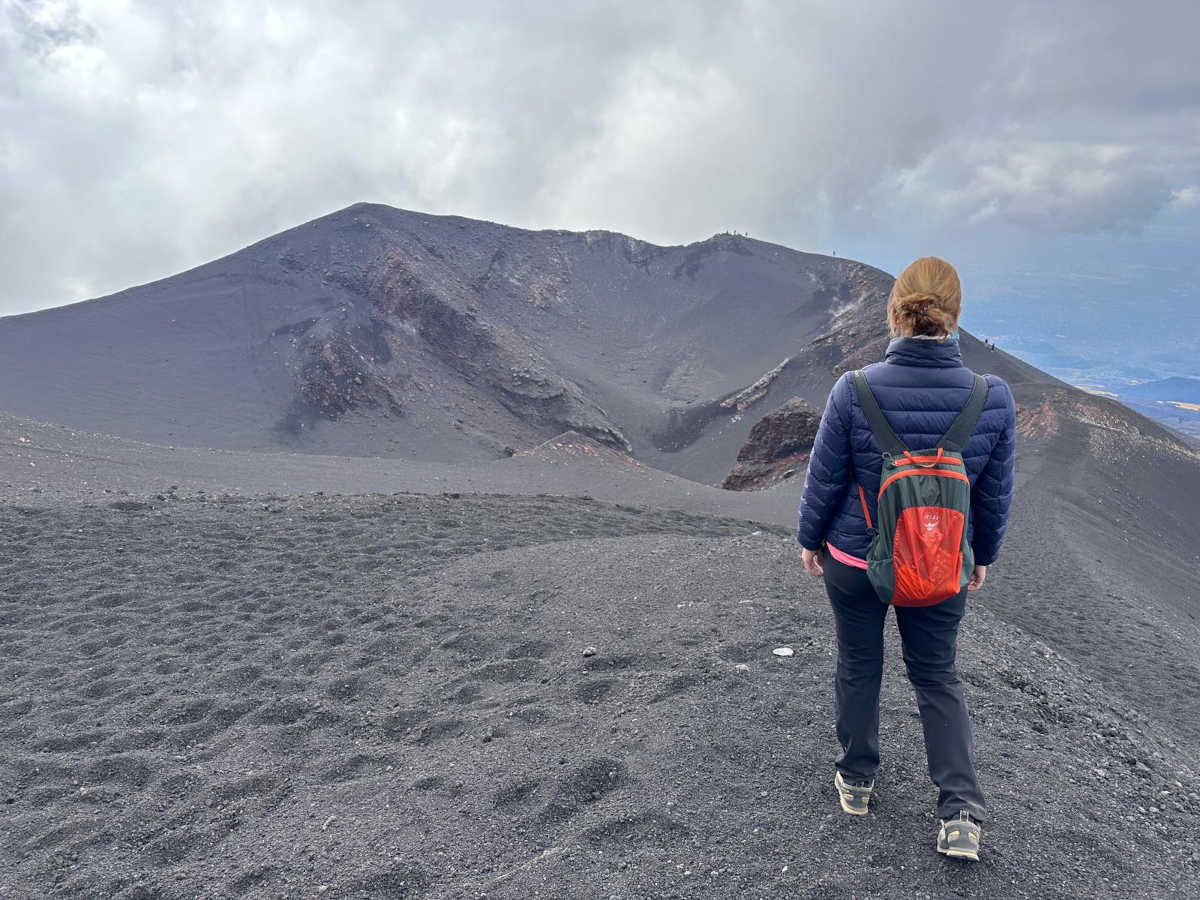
left=796, top=336, right=1016, bottom=566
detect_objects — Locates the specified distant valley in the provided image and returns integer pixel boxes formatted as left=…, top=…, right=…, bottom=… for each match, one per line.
left=963, top=301, right=1200, bottom=444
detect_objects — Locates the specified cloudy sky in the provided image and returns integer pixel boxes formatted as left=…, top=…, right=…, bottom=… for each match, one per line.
left=3, top=0, right=1198, bottom=373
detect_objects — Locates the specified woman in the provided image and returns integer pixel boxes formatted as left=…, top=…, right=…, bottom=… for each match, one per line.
left=795, top=256, right=1016, bottom=862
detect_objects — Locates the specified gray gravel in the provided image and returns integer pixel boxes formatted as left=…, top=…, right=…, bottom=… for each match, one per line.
left=1, top=489, right=1197, bottom=898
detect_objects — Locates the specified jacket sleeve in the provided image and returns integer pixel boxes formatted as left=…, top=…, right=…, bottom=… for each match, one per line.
left=796, top=372, right=854, bottom=550
left=970, top=378, right=1016, bottom=566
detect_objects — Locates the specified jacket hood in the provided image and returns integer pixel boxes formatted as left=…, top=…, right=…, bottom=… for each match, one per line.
left=884, top=336, right=963, bottom=368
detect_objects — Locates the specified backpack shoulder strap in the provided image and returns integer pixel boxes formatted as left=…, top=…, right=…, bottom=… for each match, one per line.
left=940, top=373, right=988, bottom=453
left=851, top=370, right=908, bottom=456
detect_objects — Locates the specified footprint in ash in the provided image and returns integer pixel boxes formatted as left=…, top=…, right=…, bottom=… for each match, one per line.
left=580, top=809, right=691, bottom=849
left=536, top=757, right=633, bottom=826
left=572, top=678, right=617, bottom=704
left=493, top=777, right=541, bottom=813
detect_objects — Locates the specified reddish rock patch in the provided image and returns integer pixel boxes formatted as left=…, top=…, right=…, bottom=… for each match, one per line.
left=722, top=397, right=820, bottom=490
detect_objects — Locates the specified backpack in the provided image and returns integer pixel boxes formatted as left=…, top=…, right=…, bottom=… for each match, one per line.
left=851, top=370, right=988, bottom=607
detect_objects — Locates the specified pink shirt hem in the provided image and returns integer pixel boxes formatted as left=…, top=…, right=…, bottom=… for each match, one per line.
left=826, top=542, right=868, bottom=570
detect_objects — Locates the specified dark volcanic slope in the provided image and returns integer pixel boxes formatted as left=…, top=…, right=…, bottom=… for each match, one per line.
left=2, top=495, right=1197, bottom=898
left=0, top=202, right=1115, bottom=486
left=2, top=342, right=1200, bottom=896
left=3, top=203, right=1199, bottom=898
left=0, top=204, right=878, bottom=482
left=0, top=410, right=801, bottom=527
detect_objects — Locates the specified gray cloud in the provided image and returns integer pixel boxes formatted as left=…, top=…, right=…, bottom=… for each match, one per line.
left=2, top=0, right=1199, bottom=315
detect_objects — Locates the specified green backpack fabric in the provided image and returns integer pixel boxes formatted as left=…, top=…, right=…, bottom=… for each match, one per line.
left=851, top=370, right=988, bottom=607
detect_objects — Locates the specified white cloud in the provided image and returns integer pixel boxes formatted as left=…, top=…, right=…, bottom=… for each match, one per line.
left=1, top=0, right=1199, bottom=314
left=1170, top=186, right=1200, bottom=209
left=879, top=140, right=1175, bottom=233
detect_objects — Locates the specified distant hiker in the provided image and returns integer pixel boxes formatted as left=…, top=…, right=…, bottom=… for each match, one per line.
left=795, top=256, right=1016, bottom=862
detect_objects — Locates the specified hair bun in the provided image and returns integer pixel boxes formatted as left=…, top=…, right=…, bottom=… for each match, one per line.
left=887, top=258, right=962, bottom=337
left=894, top=291, right=940, bottom=307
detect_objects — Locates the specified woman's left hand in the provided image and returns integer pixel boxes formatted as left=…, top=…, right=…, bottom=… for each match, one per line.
left=802, top=546, right=824, bottom=577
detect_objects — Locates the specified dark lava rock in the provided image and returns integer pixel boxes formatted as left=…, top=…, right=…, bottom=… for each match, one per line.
left=721, top=396, right=820, bottom=490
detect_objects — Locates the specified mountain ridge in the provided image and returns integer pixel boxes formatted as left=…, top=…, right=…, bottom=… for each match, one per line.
left=0, top=202, right=1192, bottom=485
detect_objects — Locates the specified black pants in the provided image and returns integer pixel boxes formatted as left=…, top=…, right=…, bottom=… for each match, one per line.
left=823, top=552, right=987, bottom=822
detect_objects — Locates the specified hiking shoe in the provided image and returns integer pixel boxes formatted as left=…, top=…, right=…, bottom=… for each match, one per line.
left=936, top=811, right=982, bottom=861
left=834, top=771, right=874, bottom=816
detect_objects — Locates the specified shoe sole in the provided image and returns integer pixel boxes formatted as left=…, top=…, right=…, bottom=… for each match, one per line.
left=937, top=845, right=980, bottom=862
left=937, top=832, right=980, bottom=861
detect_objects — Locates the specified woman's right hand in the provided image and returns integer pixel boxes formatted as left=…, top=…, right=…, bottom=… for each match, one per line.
left=802, top=546, right=824, bottom=577
left=967, top=564, right=987, bottom=591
